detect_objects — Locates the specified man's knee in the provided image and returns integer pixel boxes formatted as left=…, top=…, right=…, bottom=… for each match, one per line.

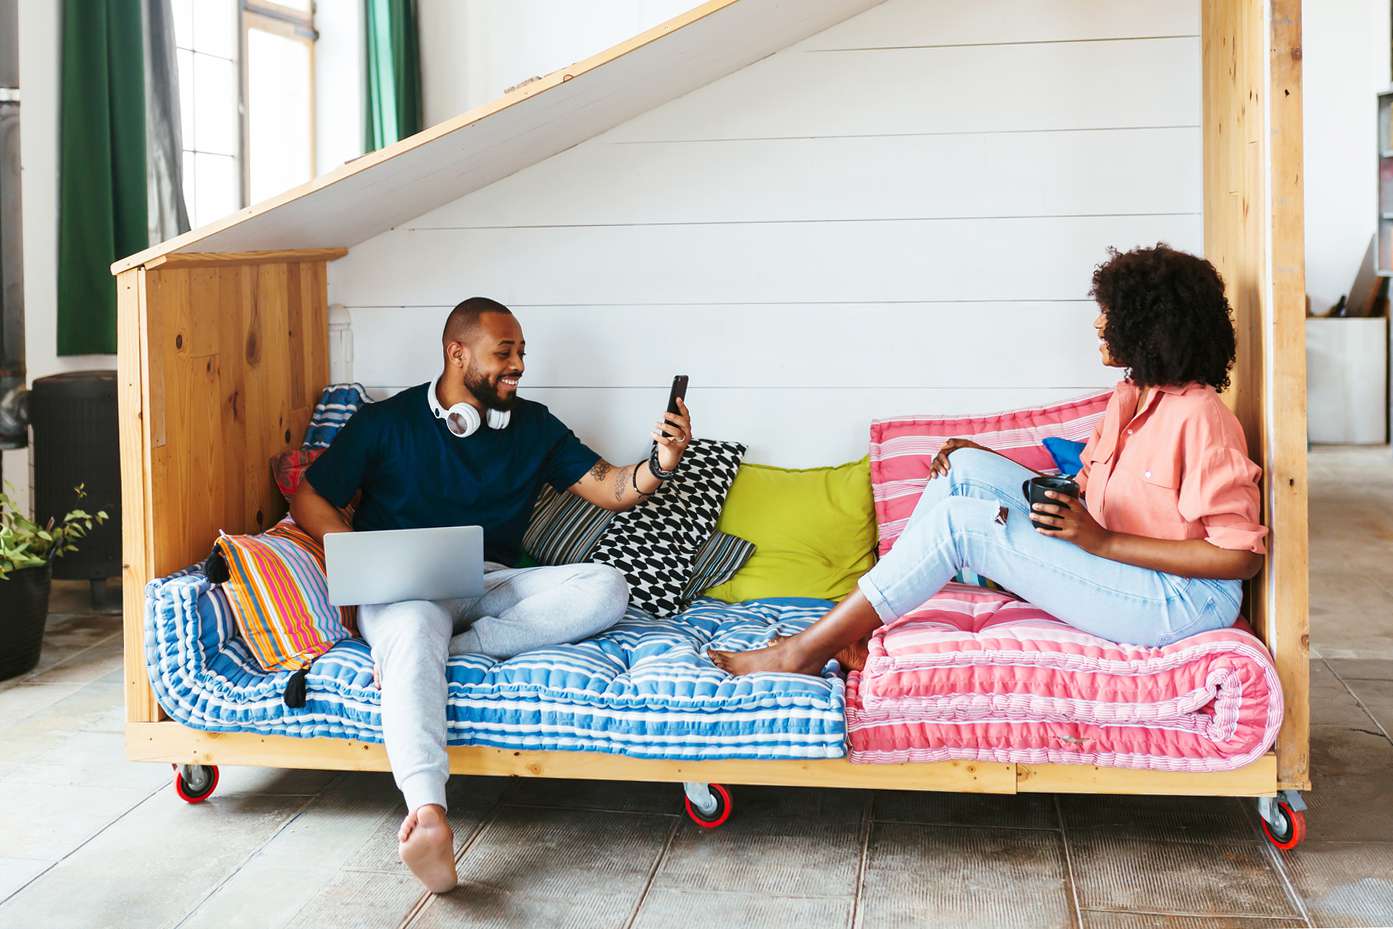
left=363, top=600, right=451, bottom=660
left=575, top=564, right=630, bottom=628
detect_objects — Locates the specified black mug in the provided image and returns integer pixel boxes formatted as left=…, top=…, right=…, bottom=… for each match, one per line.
left=1022, top=475, right=1080, bottom=531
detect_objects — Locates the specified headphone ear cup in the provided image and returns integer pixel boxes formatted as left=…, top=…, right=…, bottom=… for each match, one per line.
left=443, top=403, right=482, bottom=437
left=486, top=408, right=511, bottom=431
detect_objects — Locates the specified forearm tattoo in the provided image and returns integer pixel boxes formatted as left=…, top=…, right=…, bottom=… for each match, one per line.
left=612, top=463, right=628, bottom=502
left=588, top=460, right=612, bottom=483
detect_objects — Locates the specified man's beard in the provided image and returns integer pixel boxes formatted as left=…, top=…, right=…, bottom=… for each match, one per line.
left=462, top=363, right=517, bottom=411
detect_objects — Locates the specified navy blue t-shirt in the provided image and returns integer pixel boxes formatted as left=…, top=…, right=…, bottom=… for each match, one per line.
left=304, top=385, right=600, bottom=565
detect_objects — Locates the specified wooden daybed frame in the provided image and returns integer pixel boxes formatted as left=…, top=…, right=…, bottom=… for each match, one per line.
left=112, top=0, right=1311, bottom=829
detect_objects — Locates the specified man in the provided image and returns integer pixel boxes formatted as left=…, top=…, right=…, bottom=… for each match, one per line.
left=290, top=296, right=693, bottom=894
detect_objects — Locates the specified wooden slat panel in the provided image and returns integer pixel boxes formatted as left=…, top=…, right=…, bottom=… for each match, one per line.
left=1202, top=0, right=1309, bottom=790
left=141, top=261, right=330, bottom=575
left=117, top=269, right=161, bottom=723
left=143, top=248, right=347, bottom=270
left=302, top=262, right=330, bottom=410
left=218, top=267, right=250, bottom=535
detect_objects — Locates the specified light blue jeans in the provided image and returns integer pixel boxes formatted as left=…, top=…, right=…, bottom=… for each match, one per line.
left=858, top=449, right=1242, bottom=648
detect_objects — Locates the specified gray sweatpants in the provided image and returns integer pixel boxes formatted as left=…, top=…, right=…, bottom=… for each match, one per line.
left=357, top=562, right=630, bottom=813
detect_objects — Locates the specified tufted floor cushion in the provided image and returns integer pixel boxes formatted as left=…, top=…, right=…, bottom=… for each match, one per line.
left=145, top=568, right=845, bottom=760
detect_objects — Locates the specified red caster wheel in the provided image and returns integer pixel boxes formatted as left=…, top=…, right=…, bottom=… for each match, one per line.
left=683, top=782, right=732, bottom=829
left=172, top=764, right=220, bottom=804
left=1259, top=798, right=1306, bottom=851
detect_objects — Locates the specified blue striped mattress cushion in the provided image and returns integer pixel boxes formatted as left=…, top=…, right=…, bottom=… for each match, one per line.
left=144, top=568, right=846, bottom=760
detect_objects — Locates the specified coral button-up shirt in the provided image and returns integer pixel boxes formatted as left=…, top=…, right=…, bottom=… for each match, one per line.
left=1077, top=381, right=1267, bottom=555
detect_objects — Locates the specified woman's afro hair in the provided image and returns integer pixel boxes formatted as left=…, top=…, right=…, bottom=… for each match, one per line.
left=1089, top=243, right=1236, bottom=392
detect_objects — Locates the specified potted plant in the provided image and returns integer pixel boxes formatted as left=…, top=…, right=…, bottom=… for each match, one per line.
left=0, top=484, right=108, bottom=681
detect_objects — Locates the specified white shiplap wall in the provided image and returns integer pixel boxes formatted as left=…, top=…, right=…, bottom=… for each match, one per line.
left=328, top=0, right=1202, bottom=467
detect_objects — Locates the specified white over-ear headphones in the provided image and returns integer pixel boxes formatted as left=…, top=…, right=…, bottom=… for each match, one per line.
left=428, top=375, right=511, bottom=437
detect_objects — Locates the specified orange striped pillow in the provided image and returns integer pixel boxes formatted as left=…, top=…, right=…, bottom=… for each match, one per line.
left=212, top=519, right=356, bottom=673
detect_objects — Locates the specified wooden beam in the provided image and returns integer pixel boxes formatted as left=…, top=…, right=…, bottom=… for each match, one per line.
left=126, top=723, right=1017, bottom=792
left=126, top=722, right=1279, bottom=798
left=1202, top=0, right=1310, bottom=792
left=117, top=269, right=161, bottom=723
left=142, top=248, right=348, bottom=271
left=1265, top=0, right=1311, bottom=795
left=1015, top=755, right=1277, bottom=798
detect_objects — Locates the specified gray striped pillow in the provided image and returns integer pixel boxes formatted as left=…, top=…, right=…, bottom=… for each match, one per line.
left=522, top=486, right=614, bottom=566
left=680, top=530, right=756, bottom=603
left=523, top=486, right=754, bottom=605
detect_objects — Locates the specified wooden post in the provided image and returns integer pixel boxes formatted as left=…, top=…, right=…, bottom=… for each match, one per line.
left=117, top=268, right=162, bottom=723
left=1202, top=0, right=1310, bottom=791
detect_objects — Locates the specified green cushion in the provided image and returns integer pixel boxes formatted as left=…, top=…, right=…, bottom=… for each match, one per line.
left=704, top=456, right=877, bottom=602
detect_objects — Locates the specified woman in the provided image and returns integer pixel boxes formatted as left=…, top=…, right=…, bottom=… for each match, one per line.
left=711, top=244, right=1267, bottom=677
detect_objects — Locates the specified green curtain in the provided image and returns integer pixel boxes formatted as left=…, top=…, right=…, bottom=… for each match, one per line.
left=57, top=0, right=147, bottom=356
left=364, top=0, right=423, bottom=151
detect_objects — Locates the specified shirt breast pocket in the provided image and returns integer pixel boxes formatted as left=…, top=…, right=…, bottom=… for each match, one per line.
left=1138, top=459, right=1181, bottom=497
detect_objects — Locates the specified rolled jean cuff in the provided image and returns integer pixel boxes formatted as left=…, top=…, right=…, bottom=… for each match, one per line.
left=857, top=573, right=899, bottom=623
left=400, top=771, right=448, bottom=814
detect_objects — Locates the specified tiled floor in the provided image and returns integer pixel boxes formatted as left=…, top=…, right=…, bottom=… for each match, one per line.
left=1, top=446, right=1391, bottom=929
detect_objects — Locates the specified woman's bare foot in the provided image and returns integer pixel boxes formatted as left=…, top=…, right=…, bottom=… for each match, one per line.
left=709, top=635, right=827, bottom=677
left=398, top=804, right=457, bottom=893
left=833, top=635, right=871, bottom=673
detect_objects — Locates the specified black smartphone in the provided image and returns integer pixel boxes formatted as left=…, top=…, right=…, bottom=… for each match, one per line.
left=662, top=375, right=689, bottom=437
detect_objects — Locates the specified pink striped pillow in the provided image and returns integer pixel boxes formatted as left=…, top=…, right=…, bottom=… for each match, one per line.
left=870, top=392, right=1112, bottom=555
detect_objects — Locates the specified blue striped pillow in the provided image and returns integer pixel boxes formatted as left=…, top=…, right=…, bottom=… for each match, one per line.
left=302, top=383, right=372, bottom=449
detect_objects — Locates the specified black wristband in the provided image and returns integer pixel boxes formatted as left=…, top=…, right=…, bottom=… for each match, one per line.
left=648, top=444, right=678, bottom=480
left=630, top=463, right=652, bottom=496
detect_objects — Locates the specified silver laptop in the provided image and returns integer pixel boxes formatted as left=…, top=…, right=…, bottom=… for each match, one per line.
left=325, top=526, right=485, bottom=607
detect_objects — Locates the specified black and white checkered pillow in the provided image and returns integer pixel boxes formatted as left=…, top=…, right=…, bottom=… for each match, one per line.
left=590, top=438, right=747, bottom=617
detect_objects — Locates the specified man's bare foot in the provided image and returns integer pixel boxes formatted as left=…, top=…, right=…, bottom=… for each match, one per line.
left=709, top=635, right=827, bottom=677
left=398, top=804, right=457, bottom=893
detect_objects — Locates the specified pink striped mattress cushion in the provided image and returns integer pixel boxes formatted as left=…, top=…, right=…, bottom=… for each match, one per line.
left=846, top=582, right=1283, bottom=771
left=870, top=391, right=1111, bottom=555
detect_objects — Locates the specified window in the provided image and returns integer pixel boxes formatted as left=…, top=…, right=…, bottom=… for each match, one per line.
left=172, top=0, right=317, bottom=229
left=243, top=2, right=317, bottom=206
left=172, top=0, right=241, bottom=229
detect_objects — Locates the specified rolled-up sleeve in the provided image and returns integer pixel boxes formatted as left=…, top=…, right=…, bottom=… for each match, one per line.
left=1178, top=446, right=1268, bottom=554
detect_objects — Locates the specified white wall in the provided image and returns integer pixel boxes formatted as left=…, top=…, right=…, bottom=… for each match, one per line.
left=331, top=0, right=1203, bottom=467
left=417, top=0, right=698, bottom=126
left=1303, top=0, right=1391, bottom=312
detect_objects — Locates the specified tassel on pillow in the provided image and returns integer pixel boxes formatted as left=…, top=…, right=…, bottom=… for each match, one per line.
left=283, top=665, right=310, bottom=708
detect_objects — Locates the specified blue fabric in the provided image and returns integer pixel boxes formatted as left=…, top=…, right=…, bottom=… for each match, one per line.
left=304, top=385, right=600, bottom=565
left=857, top=449, right=1242, bottom=648
left=302, top=383, right=372, bottom=449
left=1041, top=437, right=1087, bottom=477
left=144, top=568, right=846, bottom=760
